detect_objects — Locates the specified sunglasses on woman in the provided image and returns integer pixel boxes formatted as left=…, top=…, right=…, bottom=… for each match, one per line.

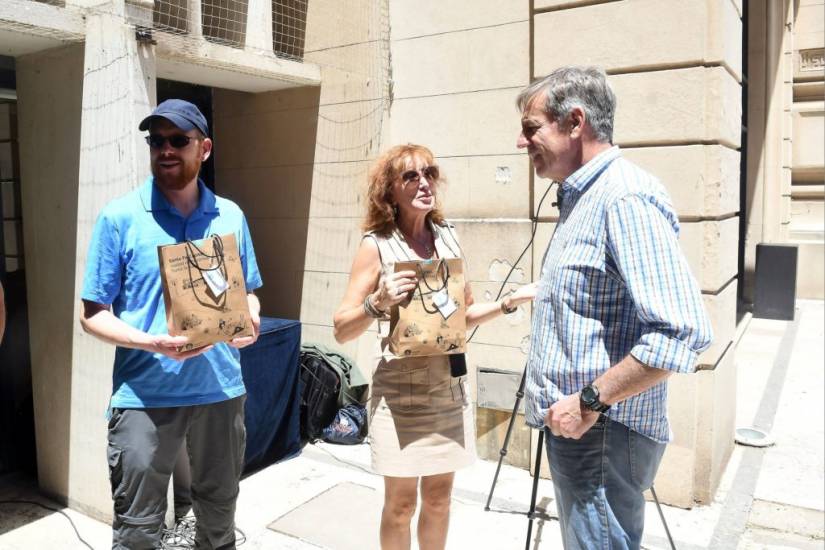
left=401, top=165, right=439, bottom=184
left=145, top=134, right=199, bottom=149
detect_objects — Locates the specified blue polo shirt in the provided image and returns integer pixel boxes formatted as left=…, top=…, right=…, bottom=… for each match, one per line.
left=81, top=177, right=263, bottom=408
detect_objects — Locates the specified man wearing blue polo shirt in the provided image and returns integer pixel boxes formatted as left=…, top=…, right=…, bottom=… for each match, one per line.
left=80, top=99, right=262, bottom=550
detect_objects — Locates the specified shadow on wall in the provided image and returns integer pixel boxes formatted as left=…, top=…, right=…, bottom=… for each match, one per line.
left=0, top=271, right=36, bottom=481
left=741, top=0, right=795, bottom=304
left=212, top=85, right=321, bottom=320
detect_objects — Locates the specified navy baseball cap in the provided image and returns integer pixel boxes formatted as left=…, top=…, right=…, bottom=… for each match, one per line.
left=139, top=99, right=209, bottom=136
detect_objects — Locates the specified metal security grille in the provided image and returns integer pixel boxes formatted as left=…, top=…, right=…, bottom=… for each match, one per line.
left=201, top=0, right=248, bottom=47
left=273, top=0, right=307, bottom=59
left=2, top=0, right=393, bottom=153
left=5, top=0, right=310, bottom=62
left=0, top=99, right=22, bottom=276
left=151, top=0, right=309, bottom=61
left=2, top=0, right=393, bottom=170
left=152, top=0, right=189, bottom=36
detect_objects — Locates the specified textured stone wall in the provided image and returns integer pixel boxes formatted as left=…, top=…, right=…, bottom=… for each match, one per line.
left=382, top=0, right=744, bottom=507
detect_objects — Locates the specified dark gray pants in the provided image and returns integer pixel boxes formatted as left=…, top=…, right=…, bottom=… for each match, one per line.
left=107, top=395, right=246, bottom=550
left=173, top=442, right=193, bottom=521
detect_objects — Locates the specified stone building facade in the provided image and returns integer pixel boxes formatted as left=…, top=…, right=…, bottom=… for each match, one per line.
left=0, top=0, right=821, bottom=520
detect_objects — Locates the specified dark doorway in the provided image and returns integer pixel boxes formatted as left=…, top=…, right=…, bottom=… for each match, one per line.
left=0, top=55, right=36, bottom=479
left=156, top=79, right=215, bottom=191
left=737, top=1, right=750, bottom=322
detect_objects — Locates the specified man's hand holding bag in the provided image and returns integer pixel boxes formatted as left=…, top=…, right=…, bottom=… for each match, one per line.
left=158, top=233, right=253, bottom=351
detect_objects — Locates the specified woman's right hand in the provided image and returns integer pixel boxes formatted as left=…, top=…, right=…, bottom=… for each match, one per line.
left=371, top=269, right=418, bottom=312
left=508, top=281, right=539, bottom=306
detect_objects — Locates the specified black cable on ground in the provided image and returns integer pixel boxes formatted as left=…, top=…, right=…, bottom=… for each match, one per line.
left=313, top=441, right=375, bottom=475
left=0, top=499, right=95, bottom=550
left=466, top=181, right=558, bottom=344
left=159, top=515, right=247, bottom=550
left=0, top=499, right=253, bottom=550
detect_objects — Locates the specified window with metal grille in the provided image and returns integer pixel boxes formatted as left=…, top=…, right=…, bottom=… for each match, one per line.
left=0, top=99, right=22, bottom=278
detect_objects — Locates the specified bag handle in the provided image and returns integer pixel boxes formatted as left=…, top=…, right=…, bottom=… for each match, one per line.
left=415, top=259, right=449, bottom=293
left=184, top=234, right=228, bottom=308
left=414, top=259, right=450, bottom=314
left=185, top=234, right=225, bottom=272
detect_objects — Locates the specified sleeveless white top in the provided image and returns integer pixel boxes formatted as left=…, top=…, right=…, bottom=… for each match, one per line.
left=363, top=220, right=476, bottom=477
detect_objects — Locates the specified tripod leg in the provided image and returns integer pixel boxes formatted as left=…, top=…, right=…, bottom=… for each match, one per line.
left=650, top=485, right=677, bottom=550
left=525, top=429, right=544, bottom=550
left=484, top=367, right=527, bottom=511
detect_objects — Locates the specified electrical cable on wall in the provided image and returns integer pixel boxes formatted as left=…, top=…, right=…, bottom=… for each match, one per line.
left=466, top=180, right=559, bottom=344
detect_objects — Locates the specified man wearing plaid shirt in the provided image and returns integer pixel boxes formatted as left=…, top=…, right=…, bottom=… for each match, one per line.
left=517, top=66, right=713, bottom=549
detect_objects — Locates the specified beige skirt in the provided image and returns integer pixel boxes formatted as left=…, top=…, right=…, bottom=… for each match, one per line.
left=368, top=353, right=476, bottom=478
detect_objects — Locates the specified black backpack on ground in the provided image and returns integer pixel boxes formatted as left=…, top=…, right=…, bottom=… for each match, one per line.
left=298, top=352, right=341, bottom=443
left=298, top=343, right=370, bottom=446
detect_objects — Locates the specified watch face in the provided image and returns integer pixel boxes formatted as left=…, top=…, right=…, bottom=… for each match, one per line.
left=581, top=385, right=597, bottom=404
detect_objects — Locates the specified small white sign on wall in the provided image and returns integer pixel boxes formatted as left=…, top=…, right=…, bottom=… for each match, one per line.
left=495, top=166, right=511, bottom=185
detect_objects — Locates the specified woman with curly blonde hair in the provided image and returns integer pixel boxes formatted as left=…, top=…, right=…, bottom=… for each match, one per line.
left=334, top=144, right=535, bottom=550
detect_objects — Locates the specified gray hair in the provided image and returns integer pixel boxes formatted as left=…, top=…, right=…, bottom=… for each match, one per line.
left=516, top=66, right=616, bottom=143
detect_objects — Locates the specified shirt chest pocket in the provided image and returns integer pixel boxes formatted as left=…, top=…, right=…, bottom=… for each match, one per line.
left=558, top=233, right=603, bottom=278
left=553, top=232, right=622, bottom=310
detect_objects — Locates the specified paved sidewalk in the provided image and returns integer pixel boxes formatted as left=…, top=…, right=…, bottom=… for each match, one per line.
left=0, top=301, right=822, bottom=549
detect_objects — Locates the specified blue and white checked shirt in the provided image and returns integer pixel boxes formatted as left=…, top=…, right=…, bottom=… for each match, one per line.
left=525, top=146, right=712, bottom=442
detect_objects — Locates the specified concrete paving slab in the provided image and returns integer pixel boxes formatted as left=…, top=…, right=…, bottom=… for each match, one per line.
left=752, top=301, right=824, bottom=513
left=749, top=500, right=825, bottom=540
left=0, top=473, right=110, bottom=550
left=722, top=300, right=825, bottom=547
left=233, top=440, right=567, bottom=550
left=737, top=526, right=824, bottom=550
left=268, top=482, right=383, bottom=550
left=0, top=300, right=822, bottom=550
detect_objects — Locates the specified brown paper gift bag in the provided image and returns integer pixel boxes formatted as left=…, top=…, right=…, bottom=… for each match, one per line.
left=388, top=258, right=467, bottom=357
left=158, top=233, right=253, bottom=351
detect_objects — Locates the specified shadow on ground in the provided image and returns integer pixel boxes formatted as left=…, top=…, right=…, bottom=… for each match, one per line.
left=0, top=472, right=64, bottom=536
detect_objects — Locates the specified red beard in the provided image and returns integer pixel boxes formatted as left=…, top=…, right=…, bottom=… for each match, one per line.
left=152, top=156, right=201, bottom=190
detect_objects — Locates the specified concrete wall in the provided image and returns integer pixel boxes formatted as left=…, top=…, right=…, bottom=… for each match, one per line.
left=66, top=13, right=156, bottom=519
left=744, top=0, right=796, bottom=302
left=385, top=0, right=535, bottom=467
left=535, top=0, right=742, bottom=507
left=4, top=0, right=332, bottom=521
left=658, top=350, right=737, bottom=508
left=744, top=0, right=823, bottom=301
left=790, top=0, right=824, bottom=299
left=378, top=0, right=743, bottom=507
left=17, top=10, right=155, bottom=518
left=16, top=43, right=85, bottom=503
left=5, top=0, right=822, bottom=518
left=212, top=86, right=320, bottom=319
left=296, top=0, right=391, bottom=366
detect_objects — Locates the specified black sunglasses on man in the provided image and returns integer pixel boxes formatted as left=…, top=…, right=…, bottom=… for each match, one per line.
left=145, top=134, right=200, bottom=149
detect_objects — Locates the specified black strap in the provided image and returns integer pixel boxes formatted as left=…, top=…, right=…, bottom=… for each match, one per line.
left=414, top=259, right=450, bottom=314
left=183, top=234, right=228, bottom=309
